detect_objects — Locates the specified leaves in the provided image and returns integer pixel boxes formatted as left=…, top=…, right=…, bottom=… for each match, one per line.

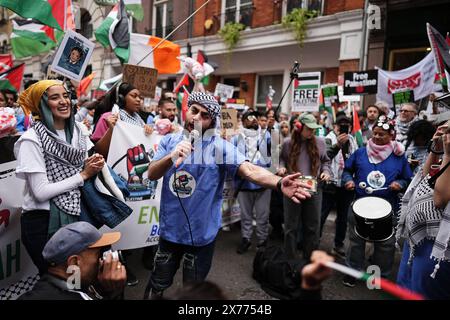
left=218, top=22, right=246, bottom=52
left=282, top=8, right=318, bottom=47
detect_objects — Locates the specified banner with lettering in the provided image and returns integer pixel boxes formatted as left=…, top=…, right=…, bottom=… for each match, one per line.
left=343, top=70, right=378, bottom=95
left=0, top=161, right=39, bottom=300
left=376, top=53, right=439, bottom=107
left=101, top=121, right=163, bottom=250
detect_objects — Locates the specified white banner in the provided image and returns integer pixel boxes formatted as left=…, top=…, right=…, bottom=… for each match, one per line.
left=376, top=52, right=440, bottom=107
left=101, top=121, right=163, bottom=250
left=0, top=161, right=39, bottom=300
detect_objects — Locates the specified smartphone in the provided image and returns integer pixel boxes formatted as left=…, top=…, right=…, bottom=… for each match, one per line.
left=339, top=124, right=349, bottom=134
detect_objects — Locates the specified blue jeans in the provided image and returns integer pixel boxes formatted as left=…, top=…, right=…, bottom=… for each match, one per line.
left=320, top=185, right=354, bottom=248
left=397, top=239, right=450, bottom=299
left=346, top=208, right=395, bottom=278
left=21, top=210, right=50, bottom=274
left=147, top=237, right=216, bottom=293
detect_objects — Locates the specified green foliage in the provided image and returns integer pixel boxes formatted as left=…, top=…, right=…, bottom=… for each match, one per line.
left=218, top=22, right=246, bottom=52
left=282, top=8, right=318, bottom=47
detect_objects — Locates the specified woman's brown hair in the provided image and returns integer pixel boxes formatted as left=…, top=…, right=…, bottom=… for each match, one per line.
left=287, top=129, right=320, bottom=176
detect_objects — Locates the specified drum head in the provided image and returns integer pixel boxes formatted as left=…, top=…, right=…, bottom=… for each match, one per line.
left=353, top=197, right=392, bottom=219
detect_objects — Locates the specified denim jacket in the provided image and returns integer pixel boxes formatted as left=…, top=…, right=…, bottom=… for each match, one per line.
left=80, top=166, right=132, bottom=229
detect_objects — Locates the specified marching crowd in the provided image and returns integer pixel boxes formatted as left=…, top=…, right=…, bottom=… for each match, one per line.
left=1, top=79, right=449, bottom=300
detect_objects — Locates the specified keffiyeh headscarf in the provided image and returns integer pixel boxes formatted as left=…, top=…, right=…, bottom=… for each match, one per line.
left=187, top=92, right=221, bottom=124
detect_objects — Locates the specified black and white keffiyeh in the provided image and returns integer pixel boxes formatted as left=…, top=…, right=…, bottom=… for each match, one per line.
left=119, top=108, right=145, bottom=127
left=187, top=92, right=221, bottom=121
left=396, top=169, right=450, bottom=277
left=33, top=121, right=87, bottom=216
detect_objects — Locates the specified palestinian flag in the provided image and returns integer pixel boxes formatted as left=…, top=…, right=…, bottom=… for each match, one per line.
left=427, top=23, right=450, bottom=90
left=95, top=1, right=130, bottom=63
left=197, top=50, right=210, bottom=86
left=11, top=20, right=63, bottom=59
left=77, top=72, right=96, bottom=98
left=0, top=54, right=12, bottom=73
left=0, top=0, right=74, bottom=31
left=352, top=104, right=363, bottom=147
left=0, top=63, right=25, bottom=92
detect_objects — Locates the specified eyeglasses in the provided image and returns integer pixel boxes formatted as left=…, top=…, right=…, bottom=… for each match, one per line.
left=399, top=109, right=415, bottom=113
left=246, top=115, right=257, bottom=122
left=190, top=106, right=211, bottom=120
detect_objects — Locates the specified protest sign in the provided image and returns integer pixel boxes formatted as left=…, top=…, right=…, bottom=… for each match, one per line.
left=214, top=83, right=234, bottom=103
left=51, top=30, right=95, bottom=82
left=221, top=109, right=238, bottom=132
left=392, top=89, right=415, bottom=116
left=0, top=161, right=39, bottom=300
left=123, top=64, right=158, bottom=98
left=101, top=121, right=163, bottom=249
left=292, top=72, right=321, bottom=112
left=343, top=70, right=378, bottom=95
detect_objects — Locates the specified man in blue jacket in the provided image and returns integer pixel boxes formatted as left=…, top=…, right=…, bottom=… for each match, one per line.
left=146, top=92, right=312, bottom=298
left=341, top=116, right=412, bottom=287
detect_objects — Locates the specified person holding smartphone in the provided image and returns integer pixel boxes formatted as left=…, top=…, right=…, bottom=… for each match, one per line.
left=321, top=113, right=358, bottom=259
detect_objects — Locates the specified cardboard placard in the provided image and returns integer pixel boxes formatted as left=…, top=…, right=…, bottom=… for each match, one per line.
left=123, top=64, right=158, bottom=98
left=221, top=108, right=238, bottom=131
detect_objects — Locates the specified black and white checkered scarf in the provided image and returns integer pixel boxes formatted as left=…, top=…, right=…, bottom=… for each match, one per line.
left=396, top=169, right=450, bottom=277
left=33, top=121, right=87, bottom=216
left=119, top=108, right=145, bottom=127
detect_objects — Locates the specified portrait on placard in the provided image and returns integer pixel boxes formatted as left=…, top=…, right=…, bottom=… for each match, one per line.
left=51, top=30, right=95, bottom=81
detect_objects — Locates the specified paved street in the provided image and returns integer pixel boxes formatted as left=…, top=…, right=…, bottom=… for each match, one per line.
left=124, top=211, right=401, bottom=300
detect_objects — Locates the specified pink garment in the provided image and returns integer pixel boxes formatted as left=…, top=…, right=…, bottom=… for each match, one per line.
left=91, top=112, right=112, bottom=143
left=366, top=139, right=405, bottom=164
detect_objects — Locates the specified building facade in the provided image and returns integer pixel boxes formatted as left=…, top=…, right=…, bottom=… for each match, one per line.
left=2, top=0, right=449, bottom=112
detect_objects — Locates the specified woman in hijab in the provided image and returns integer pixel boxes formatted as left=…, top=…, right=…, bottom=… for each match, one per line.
left=91, top=82, right=153, bottom=159
left=14, top=80, right=105, bottom=274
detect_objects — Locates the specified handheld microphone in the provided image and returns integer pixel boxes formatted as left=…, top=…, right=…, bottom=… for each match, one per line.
left=175, top=129, right=200, bottom=168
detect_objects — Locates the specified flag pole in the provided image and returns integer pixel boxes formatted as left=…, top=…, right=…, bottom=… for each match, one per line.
left=135, top=0, right=211, bottom=66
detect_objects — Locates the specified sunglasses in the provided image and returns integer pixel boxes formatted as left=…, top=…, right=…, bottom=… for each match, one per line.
left=190, top=106, right=211, bottom=120
left=400, top=109, right=415, bottom=113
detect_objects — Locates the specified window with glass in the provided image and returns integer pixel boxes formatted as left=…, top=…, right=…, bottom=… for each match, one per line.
left=222, top=0, right=253, bottom=28
left=284, top=0, right=323, bottom=16
left=153, top=0, right=174, bottom=39
left=256, top=74, right=283, bottom=106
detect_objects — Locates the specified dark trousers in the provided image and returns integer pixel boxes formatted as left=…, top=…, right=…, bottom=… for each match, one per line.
left=21, top=210, right=50, bottom=274
left=147, top=237, right=216, bottom=294
left=320, top=185, right=354, bottom=248
left=269, top=190, right=284, bottom=233
left=283, top=189, right=322, bottom=260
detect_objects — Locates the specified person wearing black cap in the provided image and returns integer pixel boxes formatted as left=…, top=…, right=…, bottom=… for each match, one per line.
left=231, top=110, right=272, bottom=253
left=145, top=92, right=312, bottom=298
left=321, top=112, right=358, bottom=258
left=19, top=222, right=126, bottom=300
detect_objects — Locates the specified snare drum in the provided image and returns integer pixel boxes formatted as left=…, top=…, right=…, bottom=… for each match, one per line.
left=352, top=196, right=393, bottom=242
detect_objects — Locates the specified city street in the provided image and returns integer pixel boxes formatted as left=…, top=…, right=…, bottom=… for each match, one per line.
left=124, top=211, right=400, bottom=300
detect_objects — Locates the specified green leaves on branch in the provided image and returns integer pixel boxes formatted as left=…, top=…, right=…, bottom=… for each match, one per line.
left=218, top=22, right=246, bottom=52
left=282, top=8, right=318, bottom=47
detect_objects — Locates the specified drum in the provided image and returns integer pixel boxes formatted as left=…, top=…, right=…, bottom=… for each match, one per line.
left=352, top=196, right=394, bottom=242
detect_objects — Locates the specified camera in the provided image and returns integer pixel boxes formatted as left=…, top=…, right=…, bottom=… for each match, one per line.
left=101, top=249, right=125, bottom=264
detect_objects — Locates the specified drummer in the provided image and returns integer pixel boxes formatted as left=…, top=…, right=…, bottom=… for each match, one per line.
left=341, top=116, right=412, bottom=287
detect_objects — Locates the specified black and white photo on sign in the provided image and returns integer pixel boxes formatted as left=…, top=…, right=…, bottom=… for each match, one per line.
left=214, top=83, right=235, bottom=103
left=50, top=30, right=95, bottom=82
